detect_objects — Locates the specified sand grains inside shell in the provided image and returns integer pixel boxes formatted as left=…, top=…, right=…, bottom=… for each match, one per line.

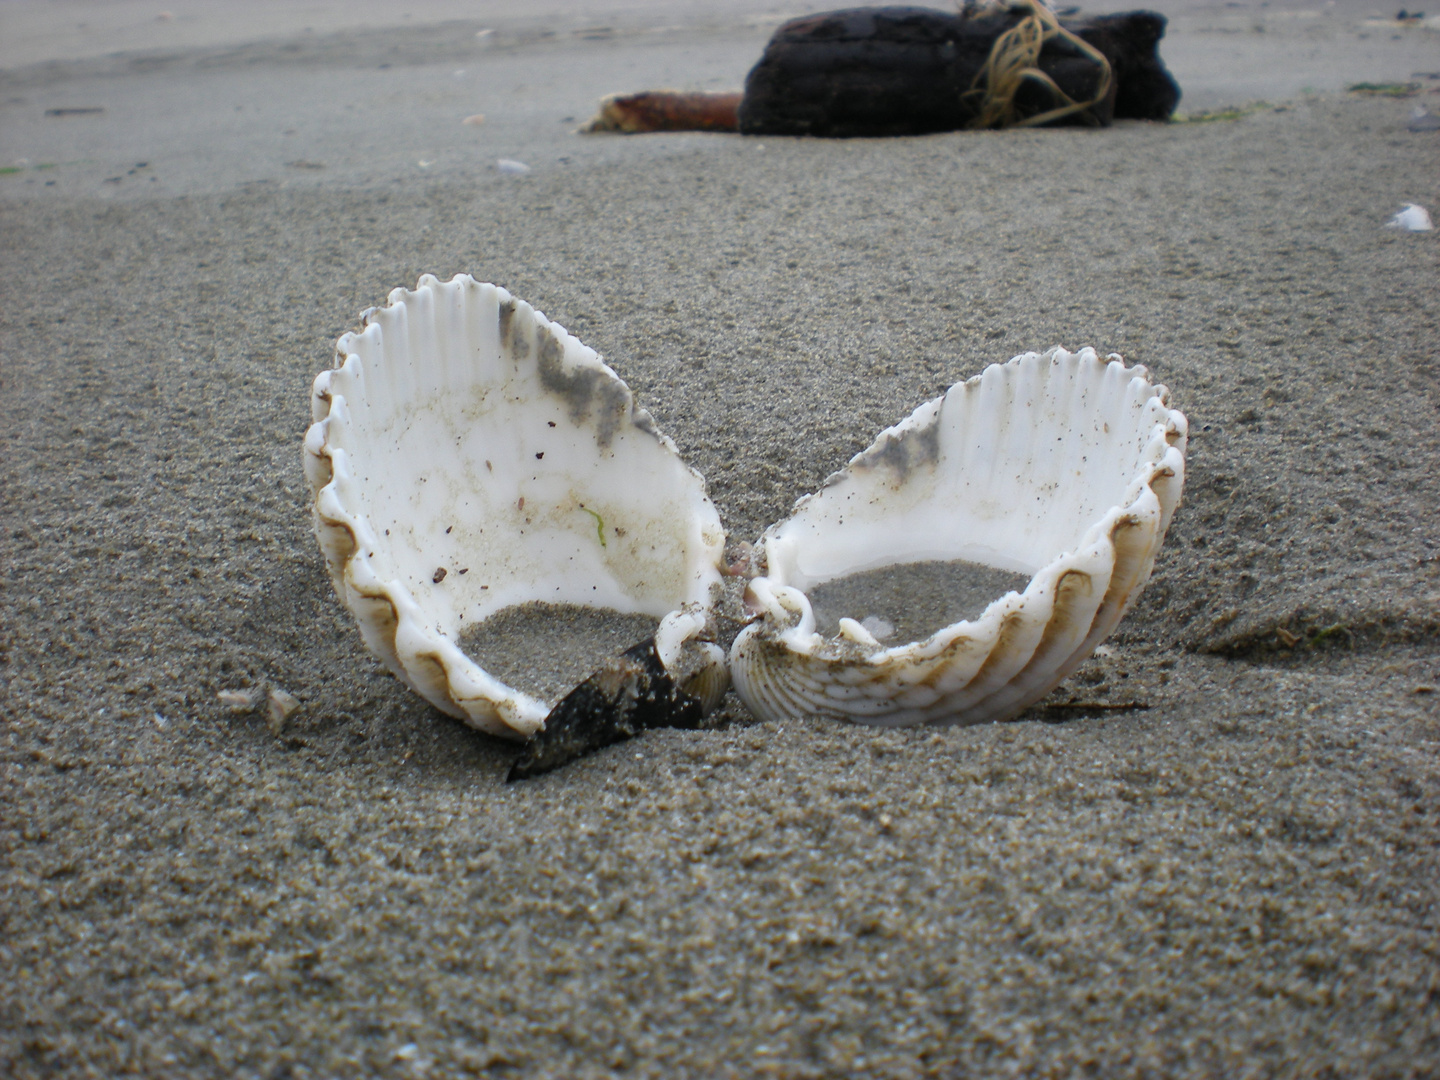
left=807, top=560, right=1032, bottom=644
left=460, top=603, right=660, bottom=706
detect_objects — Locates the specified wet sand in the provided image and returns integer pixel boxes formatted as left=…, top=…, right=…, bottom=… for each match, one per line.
left=2, top=2, right=1438, bottom=1077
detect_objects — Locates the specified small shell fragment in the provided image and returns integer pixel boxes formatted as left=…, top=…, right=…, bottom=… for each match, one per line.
left=267, top=687, right=300, bottom=733
left=217, top=688, right=259, bottom=714
left=729, top=347, right=1187, bottom=728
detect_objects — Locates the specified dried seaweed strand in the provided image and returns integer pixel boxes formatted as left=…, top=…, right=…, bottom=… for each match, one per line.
left=966, top=0, right=1112, bottom=129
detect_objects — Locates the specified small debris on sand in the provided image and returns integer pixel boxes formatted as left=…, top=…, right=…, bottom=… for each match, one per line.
left=217, top=688, right=259, bottom=713
left=266, top=687, right=300, bottom=734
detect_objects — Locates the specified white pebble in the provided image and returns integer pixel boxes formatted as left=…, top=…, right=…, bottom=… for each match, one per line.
left=1386, top=203, right=1433, bottom=231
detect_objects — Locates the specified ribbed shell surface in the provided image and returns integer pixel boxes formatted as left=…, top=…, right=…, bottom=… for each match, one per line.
left=729, top=348, right=1186, bottom=727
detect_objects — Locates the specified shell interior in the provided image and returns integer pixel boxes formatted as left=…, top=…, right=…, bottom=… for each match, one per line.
left=304, top=274, right=726, bottom=738
left=729, top=347, right=1187, bottom=728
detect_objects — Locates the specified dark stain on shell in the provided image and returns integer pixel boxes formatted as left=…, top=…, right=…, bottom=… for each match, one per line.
left=498, top=298, right=521, bottom=355
left=507, top=637, right=707, bottom=781
left=499, top=296, right=661, bottom=448
left=856, top=408, right=942, bottom=482
left=536, top=330, right=632, bottom=449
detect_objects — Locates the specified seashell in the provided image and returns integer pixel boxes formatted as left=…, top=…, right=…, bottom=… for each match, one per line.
left=729, top=347, right=1187, bottom=728
left=303, top=274, right=727, bottom=742
left=266, top=686, right=301, bottom=734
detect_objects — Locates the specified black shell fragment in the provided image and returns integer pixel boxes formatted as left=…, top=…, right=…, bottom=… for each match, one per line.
left=507, top=638, right=708, bottom=781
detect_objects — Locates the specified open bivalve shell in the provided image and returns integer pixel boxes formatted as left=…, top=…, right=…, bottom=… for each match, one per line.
left=730, top=348, right=1187, bottom=727
left=303, top=274, right=727, bottom=745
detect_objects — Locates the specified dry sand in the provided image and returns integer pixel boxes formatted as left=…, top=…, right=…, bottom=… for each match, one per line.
left=2, top=1, right=1438, bottom=1077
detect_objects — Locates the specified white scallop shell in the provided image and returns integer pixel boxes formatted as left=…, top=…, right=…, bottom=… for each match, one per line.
left=303, top=274, right=726, bottom=738
left=729, top=347, right=1187, bottom=727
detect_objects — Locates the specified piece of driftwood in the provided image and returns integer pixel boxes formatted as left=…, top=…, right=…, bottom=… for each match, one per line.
left=582, top=4, right=1180, bottom=136
left=586, top=90, right=744, bottom=133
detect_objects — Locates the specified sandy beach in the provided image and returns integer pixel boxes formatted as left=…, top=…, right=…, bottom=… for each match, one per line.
left=2, top=1, right=1438, bottom=1076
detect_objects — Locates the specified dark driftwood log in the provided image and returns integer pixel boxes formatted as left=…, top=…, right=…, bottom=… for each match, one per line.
left=738, top=5, right=1181, bottom=137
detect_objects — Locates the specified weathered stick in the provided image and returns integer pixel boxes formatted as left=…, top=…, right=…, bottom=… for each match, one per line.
left=584, top=90, right=744, bottom=133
